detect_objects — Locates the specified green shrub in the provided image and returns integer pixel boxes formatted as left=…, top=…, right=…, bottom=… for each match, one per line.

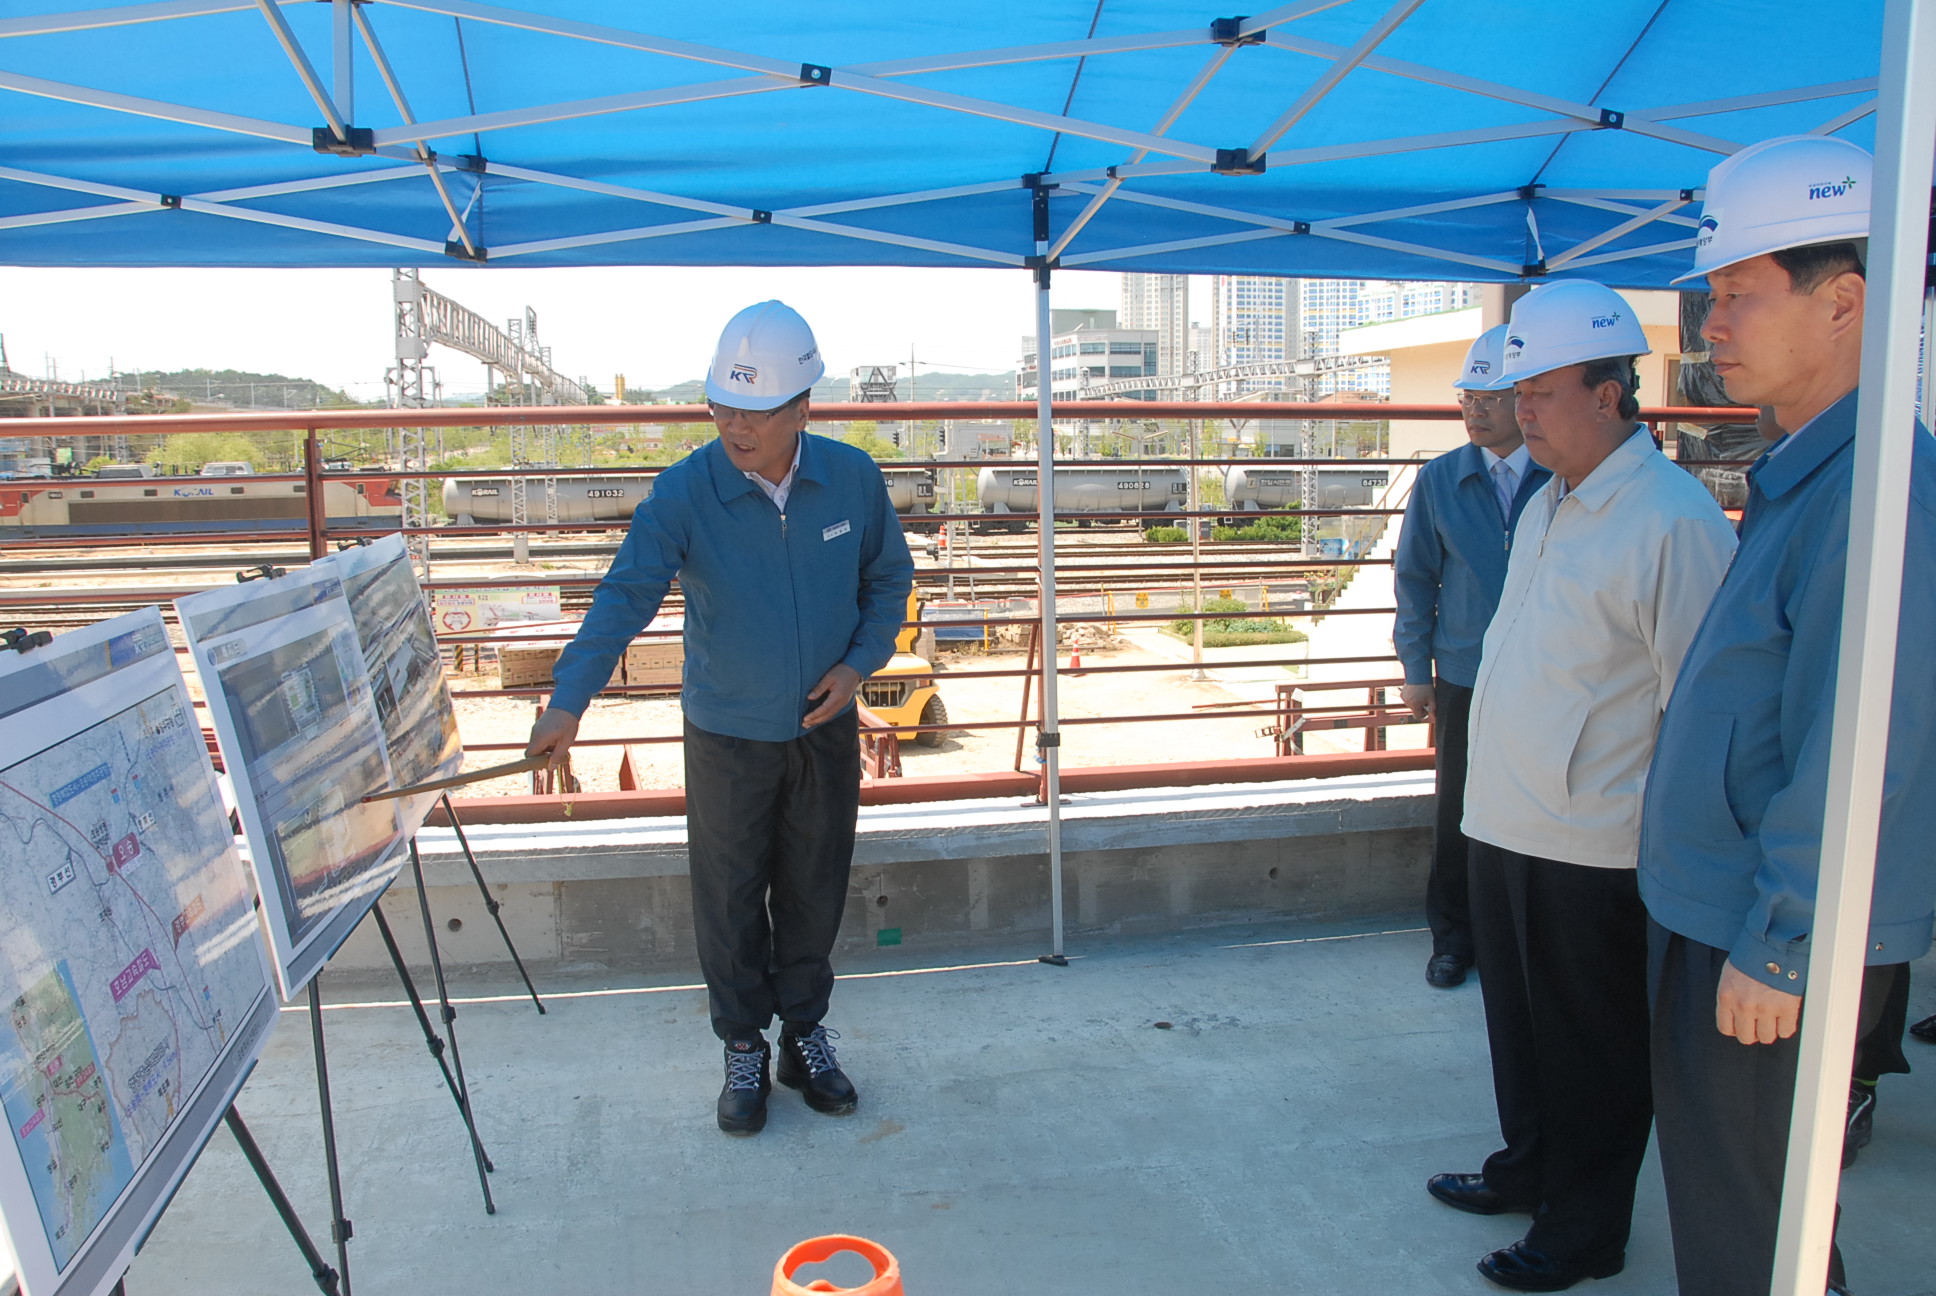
left=1167, top=595, right=1306, bottom=646
left=1142, top=525, right=1188, bottom=543
left=1211, top=514, right=1301, bottom=542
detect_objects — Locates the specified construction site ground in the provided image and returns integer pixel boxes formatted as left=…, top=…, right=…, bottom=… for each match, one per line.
left=125, top=923, right=1936, bottom=1296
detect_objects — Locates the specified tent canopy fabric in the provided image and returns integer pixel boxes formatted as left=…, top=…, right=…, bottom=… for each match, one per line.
left=0, top=0, right=1888, bottom=284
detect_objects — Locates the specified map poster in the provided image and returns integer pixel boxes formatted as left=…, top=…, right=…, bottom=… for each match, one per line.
left=177, top=534, right=464, bottom=1000
left=0, top=609, right=277, bottom=1296
left=178, top=561, right=405, bottom=1000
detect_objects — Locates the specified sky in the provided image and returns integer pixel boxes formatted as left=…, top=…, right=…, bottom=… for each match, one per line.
left=0, top=264, right=1125, bottom=403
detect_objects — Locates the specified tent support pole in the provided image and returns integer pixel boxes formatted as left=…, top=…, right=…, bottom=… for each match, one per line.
left=1771, top=0, right=1936, bottom=1291
left=1029, top=183, right=1068, bottom=968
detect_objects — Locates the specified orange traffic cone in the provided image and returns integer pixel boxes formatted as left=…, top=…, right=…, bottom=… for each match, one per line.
left=772, top=1236, right=903, bottom=1296
left=1069, top=649, right=1084, bottom=675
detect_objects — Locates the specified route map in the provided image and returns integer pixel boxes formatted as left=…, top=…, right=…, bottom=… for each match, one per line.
left=0, top=610, right=273, bottom=1296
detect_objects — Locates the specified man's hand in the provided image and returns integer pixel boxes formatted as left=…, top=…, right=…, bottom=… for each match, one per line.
left=1400, top=682, right=1435, bottom=721
left=1716, top=961, right=1802, bottom=1045
left=526, top=706, right=581, bottom=775
left=803, top=664, right=862, bottom=729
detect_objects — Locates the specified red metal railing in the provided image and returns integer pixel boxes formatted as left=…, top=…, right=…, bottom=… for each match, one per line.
left=3, top=400, right=1754, bottom=810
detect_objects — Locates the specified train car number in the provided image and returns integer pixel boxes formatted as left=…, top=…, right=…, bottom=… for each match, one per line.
left=586, top=488, right=628, bottom=498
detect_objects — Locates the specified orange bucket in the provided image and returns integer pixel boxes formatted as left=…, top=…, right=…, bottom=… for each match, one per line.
left=771, top=1235, right=904, bottom=1296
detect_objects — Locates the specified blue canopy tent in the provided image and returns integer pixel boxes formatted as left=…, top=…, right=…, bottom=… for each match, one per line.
left=0, top=0, right=1895, bottom=279
left=4, top=4, right=1932, bottom=1292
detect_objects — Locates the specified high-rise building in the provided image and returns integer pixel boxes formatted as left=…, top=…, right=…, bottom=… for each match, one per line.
left=1210, top=275, right=1300, bottom=396
left=1119, top=274, right=1190, bottom=379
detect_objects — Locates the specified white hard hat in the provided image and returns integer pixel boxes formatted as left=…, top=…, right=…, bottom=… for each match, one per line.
left=1673, top=135, right=1873, bottom=285
left=1501, top=281, right=1651, bottom=383
left=1454, top=324, right=1513, bottom=391
left=704, top=300, right=825, bottom=410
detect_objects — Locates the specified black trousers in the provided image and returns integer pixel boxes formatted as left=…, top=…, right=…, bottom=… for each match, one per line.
left=1649, top=923, right=1903, bottom=1296
left=683, top=710, right=861, bottom=1042
left=1467, top=846, right=1654, bottom=1263
left=1425, top=680, right=1475, bottom=961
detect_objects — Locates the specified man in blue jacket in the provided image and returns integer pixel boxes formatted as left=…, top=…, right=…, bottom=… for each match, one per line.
left=1639, top=136, right=1936, bottom=1294
left=1393, top=324, right=1550, bottom=990
left=528, top=301, right=914, bottom=1136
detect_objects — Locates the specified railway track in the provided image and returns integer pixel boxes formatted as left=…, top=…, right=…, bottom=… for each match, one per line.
left=0, top=528, right=1355, bottom=637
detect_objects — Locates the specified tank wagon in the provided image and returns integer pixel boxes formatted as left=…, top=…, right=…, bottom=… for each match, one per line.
left=446, top=468, right=942, bottom=529
left=1223, top=465, right=1391, bottom=511
left=443, top=475, right=643, bottom=526
left=975, top=464, right=1189, bottom=532
left=0, top=473, right=400, bottom=538
left=879, top=467, right=938, bottom=530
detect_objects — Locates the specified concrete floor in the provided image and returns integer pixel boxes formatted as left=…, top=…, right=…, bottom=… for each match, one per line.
left=125, top=922, right=1935, bottom=1296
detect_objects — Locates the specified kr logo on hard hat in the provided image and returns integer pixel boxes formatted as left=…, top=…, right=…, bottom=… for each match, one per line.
left=730, top=363, right=758, bottom=384
left=1470, top=361, right=1492, bottom=374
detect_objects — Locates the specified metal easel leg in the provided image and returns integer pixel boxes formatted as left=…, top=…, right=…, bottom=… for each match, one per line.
left=371, top=903, right=497, bottom=1201
left=225, top=1106, right=344, bottom=1296
left=307, top=976, right=354, bottom=1296
left=438, top=793, right=544, bottom=1014
left=408, top=840, right=496, bottom=1214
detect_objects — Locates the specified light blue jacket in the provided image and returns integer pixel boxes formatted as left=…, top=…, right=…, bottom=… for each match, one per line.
left=1638, top=391, right=1936, bottom=990
left=1392, top=443, right=1550, bottom=688
left=547, top=434, right=914, bottom=741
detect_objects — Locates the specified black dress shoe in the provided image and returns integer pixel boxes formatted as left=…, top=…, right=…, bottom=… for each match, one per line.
left=1843, top=1082, right=1875, bottom=1167
left=1427, top=1172, right=1536, bottom=1216
left=716, top=1038, right=770, bottom=1135
left=1910, top=1012, right=1936, bottom=1043
left=1427, top=953, right=1470, bottom=988
left=778, top=1024, right=859, bottom=1115
left=1477, top=1240, right=1624, bottom=1292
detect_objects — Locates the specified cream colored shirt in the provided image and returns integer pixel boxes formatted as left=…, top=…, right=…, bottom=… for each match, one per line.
left=1462, top=427, right=1738, bottom=869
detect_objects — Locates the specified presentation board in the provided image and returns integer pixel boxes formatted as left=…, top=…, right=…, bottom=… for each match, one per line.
left=178, top=535, right=461, bottom=1000
left=0, top=609, right=277, bottom=1296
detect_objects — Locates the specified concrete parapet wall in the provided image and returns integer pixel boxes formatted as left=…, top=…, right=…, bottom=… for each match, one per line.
left=331, top=773, right=1436, bottom=974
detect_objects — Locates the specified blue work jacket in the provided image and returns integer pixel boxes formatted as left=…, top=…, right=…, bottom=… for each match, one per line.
left=1393, top=443, right=1551, bottom=688
left=548, top=433, right=915, bottom=741
left=1638, top=390, right=1936, bottom=991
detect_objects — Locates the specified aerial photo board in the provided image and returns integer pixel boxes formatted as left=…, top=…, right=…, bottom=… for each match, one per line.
left=178, top=534, right=462, bottom=1000
left=0, top=609, right=277, bottom=1296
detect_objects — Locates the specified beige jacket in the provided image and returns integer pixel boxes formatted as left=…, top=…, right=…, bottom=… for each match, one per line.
left=1462, top=428, right=1737, bottom=869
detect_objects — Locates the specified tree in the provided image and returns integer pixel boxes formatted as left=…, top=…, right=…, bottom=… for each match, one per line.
left=839, top=426, right=905, bottom=461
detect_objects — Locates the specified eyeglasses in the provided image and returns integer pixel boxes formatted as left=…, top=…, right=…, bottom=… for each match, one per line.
left=707, top=398, right=799, bottom=426
left=1459, top=389, right=1514, bottom=405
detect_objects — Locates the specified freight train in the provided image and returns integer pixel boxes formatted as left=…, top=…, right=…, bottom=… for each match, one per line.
left=1222, top=465, right=1390, bottom=511
left=0, top=472, right=401, bottom=538
left=973, top=464, right=1189, bottom=532
left=444, top=467, right=942, bottom=529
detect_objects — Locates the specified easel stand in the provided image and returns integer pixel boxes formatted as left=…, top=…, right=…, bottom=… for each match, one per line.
left=370, top=904, right=496, bottom=1208
left=439, top=793, right=546, bottom=1015
left=224, top=1106, right=344, bottom=1296
left=307, top=976, right=355, bottom=1296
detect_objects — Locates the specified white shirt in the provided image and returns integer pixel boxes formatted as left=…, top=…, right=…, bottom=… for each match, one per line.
left=743, top=435, right=804, bottom=512
left=1462, top=427, right=1738, bottom=869
left=1480, top=443, right=1532, bottom=517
